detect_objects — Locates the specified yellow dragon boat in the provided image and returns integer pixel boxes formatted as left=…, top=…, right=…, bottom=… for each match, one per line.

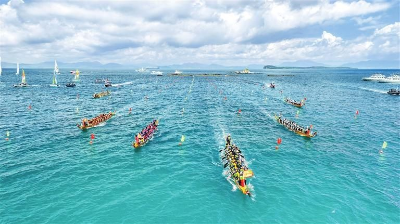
left=77, top=111, right=115, bottom=130
left=93, top=90, right=111, bottom=99
left=221, top=135, right=254, bottom=197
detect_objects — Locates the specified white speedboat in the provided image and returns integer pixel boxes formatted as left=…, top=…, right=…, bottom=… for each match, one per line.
left=151, top=71, right=163, bottom=76
left=378, top=74, right=400, bottom=83
left=362, top=73, right=385, bottom=81
left=171, top=70, right=182, bottom=75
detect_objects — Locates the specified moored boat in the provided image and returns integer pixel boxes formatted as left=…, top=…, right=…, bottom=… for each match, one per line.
left=77, top=111, right=115, bottom=130
left=270, top=83, right=275, bottom=88
left=235, top=68, right=254, bottom=74
left=275, top=115, right=317, bottom=138
left=378, top=74, right=400, bottom=83
left=93, top=90, right=111, bottom=98
left=285, top=97, right=304, bottom=108
left=170, top=70, right=182, bottom=75
left=151, top=71, right=163, bottom=76
left=362, top=73, right=385, bottom=81
left=221, top=135, right=254, bottom=197
left=387, top=88, right=400, bottom=95
left=136, top=67, right=147, bottom=72
left=105, top=82, right=112, bottom=87
left=132, top=120, right=159, bottom=148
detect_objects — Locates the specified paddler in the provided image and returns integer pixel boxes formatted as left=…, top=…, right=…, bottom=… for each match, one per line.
left=226, top=135, right=231, bottom=145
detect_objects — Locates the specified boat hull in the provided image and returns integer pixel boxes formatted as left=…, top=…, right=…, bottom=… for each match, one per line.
left=275, top=115, right=316, bottom=138
left=77, top=112, right=115, bottom=130
left=132, top=120, right=159, bottom=148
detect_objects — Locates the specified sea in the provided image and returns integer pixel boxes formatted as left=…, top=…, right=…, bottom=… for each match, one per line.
left=0, top=68, right=399, bottom=223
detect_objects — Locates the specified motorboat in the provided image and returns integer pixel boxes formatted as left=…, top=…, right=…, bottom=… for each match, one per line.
left=387, top=88, right=400, bottom=95
left=66, top=83, right=76, bottom=87
left=362, top=73, right=385, bottom=81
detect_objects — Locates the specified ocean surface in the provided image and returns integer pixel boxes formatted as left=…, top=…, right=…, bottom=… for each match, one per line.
left=0, top=68, right=399, bottom=223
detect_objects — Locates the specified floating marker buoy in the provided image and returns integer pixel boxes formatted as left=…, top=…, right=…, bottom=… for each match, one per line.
left=238, top=109, right=241, bottom=114
left=5, top=131, right=10, bottom=141
left=129, top=108, right=132, bottom=114
left=90, top=133, right=95, bottom=144
left=276, top=137, right=282, bottom=150
left=28, top=104, right=32, bottom=110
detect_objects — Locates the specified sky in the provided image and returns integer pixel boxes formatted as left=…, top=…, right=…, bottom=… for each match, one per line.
left=0, top=0, right=399, bottom=66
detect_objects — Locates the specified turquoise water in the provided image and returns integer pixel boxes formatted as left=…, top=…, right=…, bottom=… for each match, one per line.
left=1, top=68, right=399, bottom=223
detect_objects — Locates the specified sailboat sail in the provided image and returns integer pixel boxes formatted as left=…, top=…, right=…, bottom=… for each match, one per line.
left=16, top=62, right=19, bottom=75
left=51, top=60, right=59, bottom=86
left=74, top=69, right=80, bottom=81
left=52, top=74, right=57, bottom=85
left=54, top=60, right=60, bottom=74
left=21, top=70, right=26, bottom=84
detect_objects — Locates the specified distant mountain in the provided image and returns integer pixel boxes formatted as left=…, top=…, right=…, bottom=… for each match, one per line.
left=341, top=60, right=400, bottom=69
left=159, top=63, right=263, bottom=70
left=279, top=60, right=326, bottom=67
left=1, top=61, right=125, bottom=69
left=1, top=61, right=264, bottom=70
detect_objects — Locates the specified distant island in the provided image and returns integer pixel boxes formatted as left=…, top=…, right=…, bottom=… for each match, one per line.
left=264, top=65, right=354, bottom=69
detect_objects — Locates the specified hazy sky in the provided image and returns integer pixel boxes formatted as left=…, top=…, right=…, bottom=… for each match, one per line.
left=0, top=0, right=399, bottom=66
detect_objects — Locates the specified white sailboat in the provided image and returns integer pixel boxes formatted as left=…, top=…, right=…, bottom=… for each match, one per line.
left=16, top=62, right=19, bottom=75
left=73, top=69, right=80, bottom=82
left=14, top=69, right=28, bottom=87
left=50, top=60, right=60, bottom=87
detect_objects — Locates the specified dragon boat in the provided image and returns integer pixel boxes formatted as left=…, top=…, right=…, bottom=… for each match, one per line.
left=221, top=136, right=254, bottom=197
left=275, top=115, right=317, bottom=138
left=285, top=97, right=304, bottom=108
left=93, top=90, right=111, bottom=99
left=77, top=111, right=115, bottom=130
left=132, top=120, right=159, bottom=148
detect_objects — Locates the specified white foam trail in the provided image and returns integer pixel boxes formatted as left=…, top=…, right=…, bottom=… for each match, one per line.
left=112, top=81, right=133, bottom=87
left=359, top=87, right=387, bottom=94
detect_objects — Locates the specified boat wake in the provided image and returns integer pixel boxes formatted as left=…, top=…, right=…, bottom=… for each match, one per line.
left=112, top=81, right=133, bottom=87
left=359, top=87, right=387, bottom=94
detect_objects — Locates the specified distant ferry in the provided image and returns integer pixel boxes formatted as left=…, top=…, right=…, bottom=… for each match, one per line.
left=235, top=68, right=254, bottom=74
left=378, top=74, right=400, bottom=83
left=362, top=73, right=385, bottom=81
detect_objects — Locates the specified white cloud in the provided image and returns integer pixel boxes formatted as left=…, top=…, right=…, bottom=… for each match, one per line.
left=373, top=22, right=400, bottom=36
left=0, top=0, right=396, bottom=65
